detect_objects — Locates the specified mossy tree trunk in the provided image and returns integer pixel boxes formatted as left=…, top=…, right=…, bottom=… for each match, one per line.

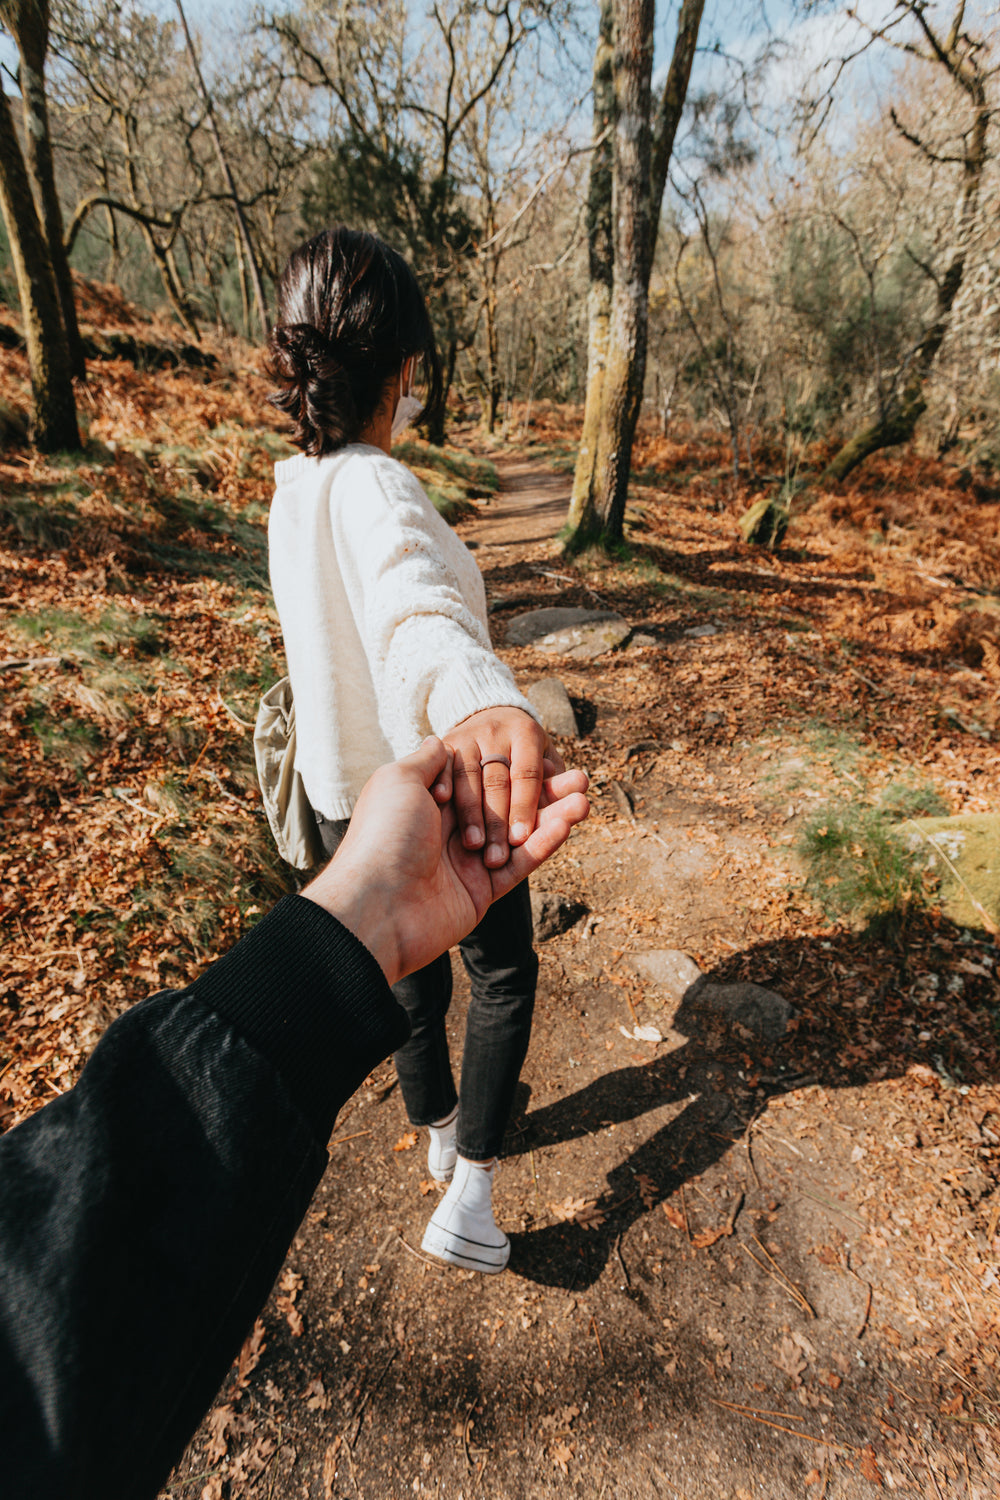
left=4, top=0, right=86, bottom=377
left=566, top=0, right=653, bottom=551
left=0, top=83, right=80, bottom=450
left=565, top=0, right=703, bottom=553
left=565, top=0, right=616, bottom=545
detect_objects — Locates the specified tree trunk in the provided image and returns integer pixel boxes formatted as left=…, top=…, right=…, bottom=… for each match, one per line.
left=17, top=44, right=85, bottom=376
left=2, top=0, right=86, bottom=377
left=565, top=0, right=615, bottom=540
left=648, top=0, right=704, bottom=246
left=0, top=85, right=80, bottom=450
left=141, top=220, right=200, bottom=340
left=566, top=0, right=653, bottom=552
left=480, top=203, right=501, bottom=434
left=819, top=393, right=927, bottom=487
left=485, top=283, right=500, bottom=434
left=234, top=227, right=251, bottom=337
left=427, top=334, right=457, bottom=445
left=819, top=251, right=974, bottom=487
left=565, top=0, right=702, bottom=552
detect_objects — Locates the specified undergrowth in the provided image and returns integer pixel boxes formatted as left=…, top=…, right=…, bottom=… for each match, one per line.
left=797, top=783, right=949, bottom=938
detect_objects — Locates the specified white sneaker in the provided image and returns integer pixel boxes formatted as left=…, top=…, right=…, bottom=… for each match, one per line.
left=427, top=1109, right=458, bottom=1183
left=421, top=1157, right=510, bottom=1273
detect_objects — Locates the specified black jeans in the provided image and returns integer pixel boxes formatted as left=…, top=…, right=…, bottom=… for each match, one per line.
left=315, top=813, right=538, bottom=1161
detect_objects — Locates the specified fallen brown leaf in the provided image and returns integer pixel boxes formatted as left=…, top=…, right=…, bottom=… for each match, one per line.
left=662, top=1202, right=686, bottom=1232
left=636, top=1172, right=658, bottom=1208
left=204, top=1404, right=233, bottom=1465
left=303, top=1376, right=331, bottom=1412
left=551, top=1195, right=607, bottom=1229
left=234, top=1319, right=265, bottom=1393
left=551, top=1440, right=573, bottom=1475
left=691, top=1225, right=729, bottom=1249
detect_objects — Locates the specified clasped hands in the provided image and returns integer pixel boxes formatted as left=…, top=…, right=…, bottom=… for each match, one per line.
left=432, top=705, right=562, bottom=868
left=304, top=726, right=589, bottom=988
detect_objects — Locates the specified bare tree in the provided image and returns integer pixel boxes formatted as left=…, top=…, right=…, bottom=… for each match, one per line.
left=815, top=0, right=996, bottom=486
left=173, top=0, right=269, bottom=336
left=1, top=0, right=84, bottom=372
left=462, top=50, right=585, bottom=432
left=565, top=0, right=705, bottom=551
left=52, top=0, right=206, bottom=336
left=261, top=0, right=568, bottom=437
left=0, top=39, right=79, bottom=448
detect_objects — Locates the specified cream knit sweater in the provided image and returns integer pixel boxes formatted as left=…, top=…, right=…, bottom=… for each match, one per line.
left=268, top=444, right=537, bottom=820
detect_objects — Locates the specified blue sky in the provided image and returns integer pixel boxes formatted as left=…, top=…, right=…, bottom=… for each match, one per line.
left=1, top=1, right=969, bottom=177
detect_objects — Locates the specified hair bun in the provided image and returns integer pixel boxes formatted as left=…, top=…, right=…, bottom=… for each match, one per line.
left=267, top=324, right=357, bottom=454
left=270, top=323, right=337, bottom=381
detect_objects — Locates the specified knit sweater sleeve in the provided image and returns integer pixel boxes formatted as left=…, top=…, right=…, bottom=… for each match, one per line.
left=332, top=453, right=539, bottom=752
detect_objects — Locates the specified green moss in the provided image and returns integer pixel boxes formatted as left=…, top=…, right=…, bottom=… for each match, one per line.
left=797, top=801, right=934, bottom=938
left=393, top=438, right=498, bottom=497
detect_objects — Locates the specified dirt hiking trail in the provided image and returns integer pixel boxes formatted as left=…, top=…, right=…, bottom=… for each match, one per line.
left=166, top=452, right=999, bottom=1500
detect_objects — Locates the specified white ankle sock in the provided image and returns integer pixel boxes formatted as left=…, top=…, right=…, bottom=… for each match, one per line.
left=426, top=1106, right=458, bottom=1182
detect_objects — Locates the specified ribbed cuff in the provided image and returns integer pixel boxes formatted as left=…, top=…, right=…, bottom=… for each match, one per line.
left=193, top=895, right=410, bottom=1141
left=427, top=658, right=541, bottom=739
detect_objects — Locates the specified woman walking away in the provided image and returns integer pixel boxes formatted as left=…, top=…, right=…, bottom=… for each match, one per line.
left=266, top=226, right=562, bottom=1272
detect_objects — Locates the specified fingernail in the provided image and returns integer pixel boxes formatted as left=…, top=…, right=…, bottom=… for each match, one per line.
left=466, top=826, right=484, bottom=847
left=486, top=843, right=505, bottom=864
left=511, top=821, right=531, bottom=842
left=434, top=783, right=448, bottom=797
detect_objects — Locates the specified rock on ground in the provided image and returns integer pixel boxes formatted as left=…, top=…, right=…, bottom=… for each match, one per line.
left=531, top=890, right=588, bottom=941
left=682, top=978, right=795, bottom=1043
left=901, top=813, right=1000, bottom=931
left=524, top=676, right=579, bottom=738
left=505, top=606, right=631, bottom=660
left=629, top=948, right=704, bottom=1003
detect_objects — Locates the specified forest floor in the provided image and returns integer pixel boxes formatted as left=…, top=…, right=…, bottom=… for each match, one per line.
left=2, top=294, right=1000, bottom=1498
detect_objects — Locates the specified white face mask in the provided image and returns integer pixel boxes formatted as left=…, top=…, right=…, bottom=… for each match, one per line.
left=391, top=366, right=423, bottom=439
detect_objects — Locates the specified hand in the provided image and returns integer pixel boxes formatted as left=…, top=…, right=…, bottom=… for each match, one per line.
left=437, top=707, right=567, bottom=869
left=302, top=738, right=588, bottom=986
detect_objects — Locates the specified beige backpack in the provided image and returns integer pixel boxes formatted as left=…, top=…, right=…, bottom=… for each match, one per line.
left=253, top=677, right=324, bottom=870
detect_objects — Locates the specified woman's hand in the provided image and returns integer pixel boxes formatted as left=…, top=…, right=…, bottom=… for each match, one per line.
left=304, top=738, right=589, bottom=984
left=436, top=707, right=566, bottom=868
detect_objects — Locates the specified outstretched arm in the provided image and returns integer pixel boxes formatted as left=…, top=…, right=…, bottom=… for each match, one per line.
left=0, top=741, right=587, bottom=1500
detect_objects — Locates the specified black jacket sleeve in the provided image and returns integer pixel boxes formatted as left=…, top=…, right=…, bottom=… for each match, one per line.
left=0, top=894, right=409, bottom=1500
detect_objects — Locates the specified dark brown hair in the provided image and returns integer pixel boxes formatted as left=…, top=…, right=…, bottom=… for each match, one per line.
left=267, top=226, right=442, bottom=456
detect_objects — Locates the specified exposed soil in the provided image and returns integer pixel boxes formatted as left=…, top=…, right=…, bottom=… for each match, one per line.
left=162, top=450, right=1000, bottom=1500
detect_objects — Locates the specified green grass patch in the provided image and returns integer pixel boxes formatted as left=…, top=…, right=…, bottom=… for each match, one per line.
left=0, top=491, right=93, bottom=551
left=877, top=782, right=950, bottom=821
left=797, top=790, right=946, bottom=938
left=425, top=483, right=478, bottom=524
left=10, top=605, right=163, bottom=661
left=393, top=437, right=498, bottom=499
left=23, top=702, right=103, bottom=771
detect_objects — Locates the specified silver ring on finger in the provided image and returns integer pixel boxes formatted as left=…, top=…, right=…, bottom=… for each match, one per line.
left=480, top=754, right=511, bottom=769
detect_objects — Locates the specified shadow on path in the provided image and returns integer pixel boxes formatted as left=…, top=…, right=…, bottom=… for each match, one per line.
left=506, top=919, right=999, bottom=1290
